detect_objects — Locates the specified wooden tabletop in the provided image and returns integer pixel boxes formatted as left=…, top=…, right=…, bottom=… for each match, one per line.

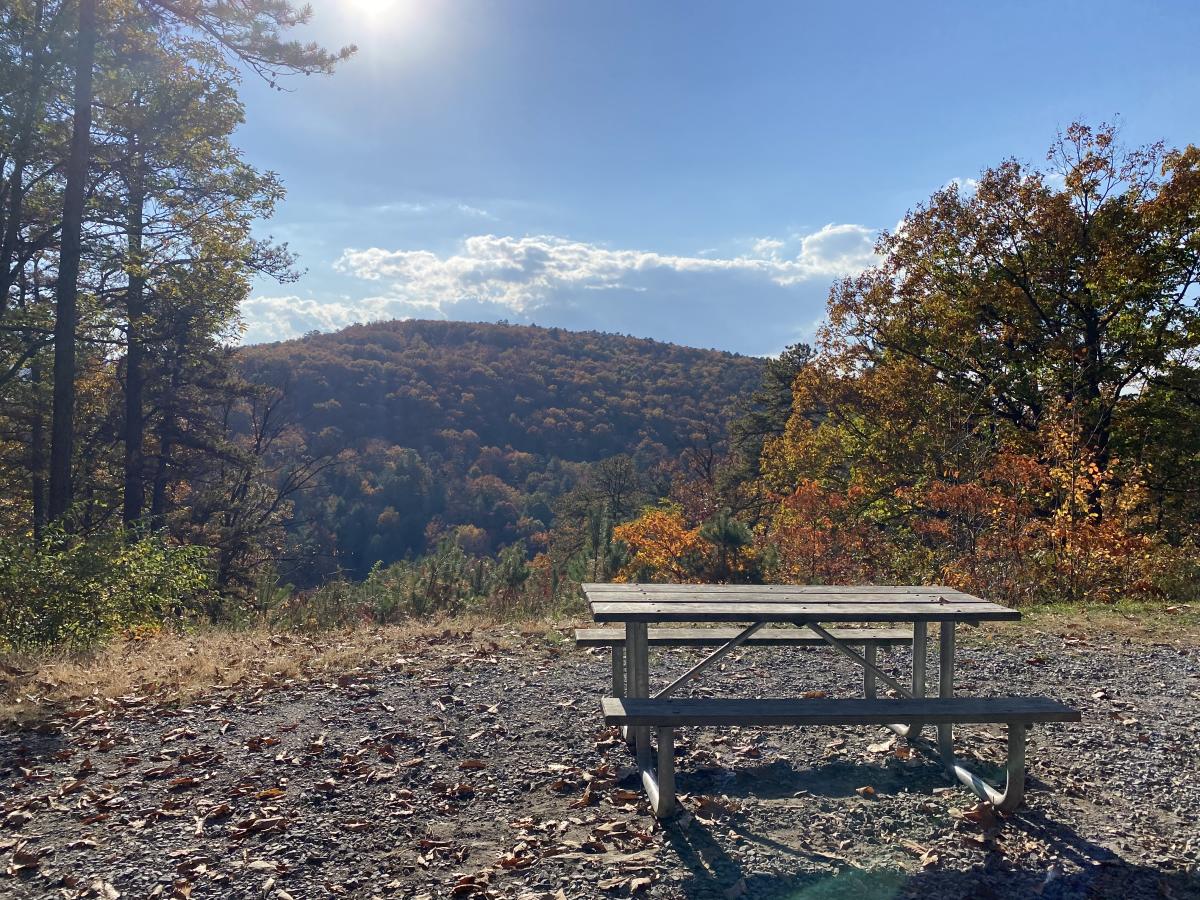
left=583, top=583, right=1020, bottom=624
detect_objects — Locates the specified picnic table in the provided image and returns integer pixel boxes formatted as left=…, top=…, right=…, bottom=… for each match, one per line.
left=579, top=583, right=1079, bottom=818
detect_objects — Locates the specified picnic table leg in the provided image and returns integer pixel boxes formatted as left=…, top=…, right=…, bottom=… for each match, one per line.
left=626, top=622, right=649, bottom=750
left=937, top=621, right=955, bottom=765
left=940, top=721, right=1028, bottom=812
left=613, top=640, right=629, bottom=740
left=635, top=726, right=675, bottom=818
left=909, top=620, right=1030, bottom=810
left=624, top=622, right=675, bottom=817
left=813, top=618, right=1031, bottom=812
left=612, top=643, right=625, bottom=698
left=898, top=621, right=927, bottom=737
left=863, top=643, right=877, bottom=698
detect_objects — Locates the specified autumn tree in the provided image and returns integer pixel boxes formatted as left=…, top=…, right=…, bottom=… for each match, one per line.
left=828, top=125, right=1200, bottom=502
left=759, top=124, right=1200, bottom=602
left=91, top=24, right=294, bottom=527
left=46, top=0, right=353, bottom=521
left=730, top=342, right=812, bottom=474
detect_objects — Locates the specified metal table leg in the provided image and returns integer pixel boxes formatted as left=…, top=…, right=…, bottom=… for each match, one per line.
left=627, top=621, right=649, bottom=755
left=903, top=621, right=927, bottom=737
left=922, top=619, right=1027, bottom=810
left=625, top=621, right=675, bottom=817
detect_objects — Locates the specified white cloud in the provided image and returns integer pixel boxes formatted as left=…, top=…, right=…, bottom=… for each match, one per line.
left=791, top=223, right=878, bottom=281
left=334, top=226, right=877, bottom=308
left=752, top=237, right=786, bottom=259
left=455, top=203, right=494, bottom=218
left=368, top=199, right=496, bottom=220
left=242, top=225, right=881, bottom=354
left=239, top=295, right=396, bottom=344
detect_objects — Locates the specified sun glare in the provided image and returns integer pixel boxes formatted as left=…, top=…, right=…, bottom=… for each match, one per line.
left=348, top=0, right=399, bottom=18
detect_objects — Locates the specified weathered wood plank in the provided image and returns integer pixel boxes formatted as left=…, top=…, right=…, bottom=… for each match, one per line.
left=588, top=601, right=1020, bottom=623
left=583, top=583, right=970, bottom=596
left=601, top=696, right=1081, bottom=727
left=574, top=627, right=914, bottom=647
left=588, top=593, right=991, bottom=605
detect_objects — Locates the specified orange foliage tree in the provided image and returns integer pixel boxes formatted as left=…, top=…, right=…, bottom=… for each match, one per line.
left=612, top=506, right=706, bottom=583
left=755, top=124, right=1200, bottom=605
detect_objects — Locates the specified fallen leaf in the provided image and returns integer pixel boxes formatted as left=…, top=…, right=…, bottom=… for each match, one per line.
left=962, top=802, right=998, bottom=830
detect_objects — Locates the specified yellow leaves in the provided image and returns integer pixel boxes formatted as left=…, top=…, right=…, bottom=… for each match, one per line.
left=612, top=506, right=705, bottom=583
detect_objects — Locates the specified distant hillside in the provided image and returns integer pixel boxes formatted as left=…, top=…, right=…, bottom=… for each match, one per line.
left=239, top=320, right=765, bottom=581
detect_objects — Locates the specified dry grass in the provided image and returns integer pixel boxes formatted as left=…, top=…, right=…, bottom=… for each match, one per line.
left=4, top=602, right=1196, bottom=733
left=0, top=616, right=572, bottom=730
left=973, top=599, right=1200, bottom=645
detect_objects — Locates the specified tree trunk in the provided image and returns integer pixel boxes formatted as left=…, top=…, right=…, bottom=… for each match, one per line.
left=123, top=135, right=147, bottom=527
left=30, top=359, right=47, bottom=538
left=1081, top=308, right=1110, bottom=520
left=48, top=0, right=98, bottom=522
left=0, top=0, right=47, bottom=313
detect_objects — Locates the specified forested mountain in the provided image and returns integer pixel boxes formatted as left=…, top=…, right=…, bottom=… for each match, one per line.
left=237, top=320, right=765, bottom=583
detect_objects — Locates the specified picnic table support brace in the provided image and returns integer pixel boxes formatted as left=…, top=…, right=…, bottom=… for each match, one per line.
left=653, top=621, right=767, bottom=700
left=805, top=621, right=932, bottom=739
left=804, top=622, right=914, bottom=699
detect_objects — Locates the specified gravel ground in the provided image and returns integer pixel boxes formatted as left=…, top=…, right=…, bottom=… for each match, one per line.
left=2, top=626, right=1198, bottom=899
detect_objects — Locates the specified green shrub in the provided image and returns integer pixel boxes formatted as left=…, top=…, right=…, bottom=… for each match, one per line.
left=275, top=540, right=582, bottom=629
left=0, top=529, right=212, bottom=650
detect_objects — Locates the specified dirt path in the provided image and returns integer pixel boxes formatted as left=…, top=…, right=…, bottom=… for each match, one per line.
left=2, top=628, right=1198, bottom=899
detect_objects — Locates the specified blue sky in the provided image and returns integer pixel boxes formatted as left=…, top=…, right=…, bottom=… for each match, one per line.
left=234, top=0, right=1200, bottom=356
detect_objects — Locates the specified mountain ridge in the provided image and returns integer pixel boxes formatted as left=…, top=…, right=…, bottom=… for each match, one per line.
left=237, top=319, right=766, bottom=581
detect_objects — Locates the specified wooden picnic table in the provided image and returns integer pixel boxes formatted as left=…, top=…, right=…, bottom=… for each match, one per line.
left=580, top=583, right=1076, bottom=817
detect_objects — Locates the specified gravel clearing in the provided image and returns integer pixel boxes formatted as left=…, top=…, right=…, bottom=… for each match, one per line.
left=2, top=626, right=1198, bottom=899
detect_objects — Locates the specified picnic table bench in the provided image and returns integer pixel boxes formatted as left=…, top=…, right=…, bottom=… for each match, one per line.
left=580, top=583, right=1080, bottom=818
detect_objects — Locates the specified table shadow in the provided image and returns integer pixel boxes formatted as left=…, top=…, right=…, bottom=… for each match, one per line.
left=651, top=752, right=1198, bottom=899
left=679, top=749, right=1016, bottom=802
left=662, top=802, right=1199, bottom=900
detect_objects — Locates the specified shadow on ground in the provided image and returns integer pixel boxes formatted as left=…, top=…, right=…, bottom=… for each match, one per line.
left=678, top=747, right=1012, bottom=802
left=666, top=812, right=1200, bottom=900
left=650, top=756, right=1200, bottom=899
